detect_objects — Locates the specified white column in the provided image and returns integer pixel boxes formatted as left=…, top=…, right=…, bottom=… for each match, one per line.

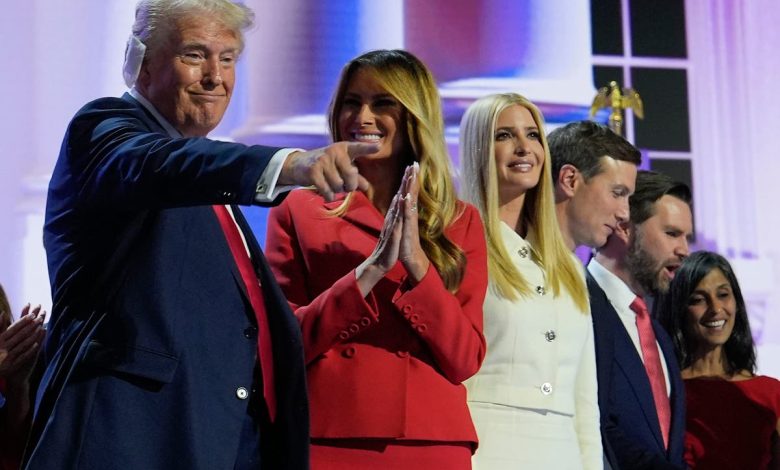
left=686, top=0, right=780, bottom=373
left=0, top=0, right=135, bottom=315
left=0, top=2, right=36, bottom=314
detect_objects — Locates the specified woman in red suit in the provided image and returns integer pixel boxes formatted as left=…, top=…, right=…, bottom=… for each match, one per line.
left=657, top=251, right=780, bottom=469
left=265, top=49, right=488, bottom=469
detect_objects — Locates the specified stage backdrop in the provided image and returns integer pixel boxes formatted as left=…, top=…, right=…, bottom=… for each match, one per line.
left=1, top=0, right=779, bottom=375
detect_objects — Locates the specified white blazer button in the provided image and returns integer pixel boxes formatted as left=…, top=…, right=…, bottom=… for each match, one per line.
left=518, top=247, right=529, bottom=258
left=236, top=387, right=249, bottom=400
left=545, top=330, right=556, bottom=342
left=536, top=286, right=546, bottom=295
left=541, top=382, right=553, bottom=395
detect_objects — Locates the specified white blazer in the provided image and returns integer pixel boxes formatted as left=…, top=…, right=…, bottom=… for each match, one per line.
left=466, top=223, right=601, bottom=468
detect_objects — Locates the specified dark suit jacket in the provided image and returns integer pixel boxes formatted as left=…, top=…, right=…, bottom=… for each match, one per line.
left=588, top=272, right=686, bottom=470
left=23, top=94, right=309, bottom=469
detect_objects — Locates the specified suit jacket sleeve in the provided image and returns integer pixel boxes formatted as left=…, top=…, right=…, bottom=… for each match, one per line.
left=266, top=197, right=487, bottom=384
left=574, top=316, right=604, bottom=470
left=389, top=205, right=488, bottom=383
left=60, top=97, right=282, bottom=212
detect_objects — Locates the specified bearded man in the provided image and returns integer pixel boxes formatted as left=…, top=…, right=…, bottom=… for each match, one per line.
left=587, top=170, right=693, bottom=470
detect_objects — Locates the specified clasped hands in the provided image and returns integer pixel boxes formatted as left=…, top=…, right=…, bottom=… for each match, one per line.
left=355, top=163, right=430, bottom=296
left=0, top=304, right=46, bottom=383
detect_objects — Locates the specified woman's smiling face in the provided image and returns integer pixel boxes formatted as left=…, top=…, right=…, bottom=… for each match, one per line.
left=337, top=68, right=407, bottom=163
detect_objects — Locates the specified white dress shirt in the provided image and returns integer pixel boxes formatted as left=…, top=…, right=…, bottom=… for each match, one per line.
left=586, top=258, right=671, bottom=395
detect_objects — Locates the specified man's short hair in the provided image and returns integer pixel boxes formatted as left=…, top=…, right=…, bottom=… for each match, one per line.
left=132, top=0, right=254, bottom=58
left=629, top=170, right=692, bottom=225
left=548, top=120, right=641, bottom=182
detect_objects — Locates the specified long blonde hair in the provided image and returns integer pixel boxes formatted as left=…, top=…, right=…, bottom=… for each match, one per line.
left=459, top=93, right=587, bottom=311
left=328, top=49, right=465, bottom=292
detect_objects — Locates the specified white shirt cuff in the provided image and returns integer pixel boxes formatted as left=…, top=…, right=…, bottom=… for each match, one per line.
left=254, top=148, right=302, bottom=203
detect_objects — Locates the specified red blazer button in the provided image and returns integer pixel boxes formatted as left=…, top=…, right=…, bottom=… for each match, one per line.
left=342, top=346, right=357, bottom=358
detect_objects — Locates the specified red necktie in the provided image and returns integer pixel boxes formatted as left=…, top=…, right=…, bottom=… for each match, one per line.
left=630, top=296, right=670, bottom=449
left=212, top=205, right=276, bottom=422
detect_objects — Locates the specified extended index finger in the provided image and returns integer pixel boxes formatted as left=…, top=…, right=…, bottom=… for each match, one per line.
left=345, top=142, right=379, bottom=160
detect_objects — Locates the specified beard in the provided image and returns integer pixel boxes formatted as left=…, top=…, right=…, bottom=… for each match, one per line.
left=625, top=229, right=670, bottom=296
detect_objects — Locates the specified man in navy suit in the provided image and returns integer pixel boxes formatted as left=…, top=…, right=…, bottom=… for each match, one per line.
left=585, top=170, right=692, bottom=469
left=551, top=122, right=690, bottom=469
left=23, top=1, right=376, bottom=469
left=549, top=120, right=641, bottom=469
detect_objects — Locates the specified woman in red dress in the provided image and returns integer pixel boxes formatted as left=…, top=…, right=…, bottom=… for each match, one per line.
left=265, top=49, right=488, bottom=469
left=657, top=251, right=780, bottom=469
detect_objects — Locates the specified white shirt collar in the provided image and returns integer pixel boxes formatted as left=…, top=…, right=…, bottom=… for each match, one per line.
left=499, top=221, right=532, bottom=249
left=128, top=87, right=182, bottom=138
left=587, top=257, right=638, bottom=311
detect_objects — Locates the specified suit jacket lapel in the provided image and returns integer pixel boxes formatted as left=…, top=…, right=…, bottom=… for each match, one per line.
left=613, top=326, right=666, bottom=450
left=230, top=205, right=283, bottom=317
left=655, top=320, right=686, bottom=458
left=208, top=205, right=252, bottom=307
left=329, top=192, right=383, bottom=236
left=589, top=274, right=666, bottom=451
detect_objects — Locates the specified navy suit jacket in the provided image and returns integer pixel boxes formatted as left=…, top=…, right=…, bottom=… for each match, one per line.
left=23, top=94, right=309, bottom=469
left=588, top=272, right=685, bottom=470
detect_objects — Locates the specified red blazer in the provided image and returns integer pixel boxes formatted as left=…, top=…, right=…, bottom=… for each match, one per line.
left=265, top=189, right=487, bottom=447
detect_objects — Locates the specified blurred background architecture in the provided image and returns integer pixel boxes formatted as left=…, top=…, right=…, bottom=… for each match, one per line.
left=2, top=0, right=779, bottom=374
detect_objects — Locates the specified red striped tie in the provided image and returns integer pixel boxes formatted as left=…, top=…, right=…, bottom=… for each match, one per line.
left=212, top=205, right=276, bottom=422
left=630, top=296, right=670, bottom=449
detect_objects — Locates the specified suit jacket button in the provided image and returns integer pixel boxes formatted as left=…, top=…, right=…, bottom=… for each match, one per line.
left=236, top=387, right=249, bottom=400
left=342, top=346, right=357, bottom=358
left=348, top=323, right=360, bottom=333
left=360, top=316, right=371, bottom=327
left=409, top=313, right=420, bottom=324
left=396, top=350, right=409, bottom=358
left=540, top=382, right=553, bottom=395
left=544, top=330, right=556, bottom=342
left=402, top=305, right=413, bottom=313
left=415, top=324, right=428, bottom=333
left=338, top=331, right=349, bottom=340
left=536, top=285, right=546, bottom=295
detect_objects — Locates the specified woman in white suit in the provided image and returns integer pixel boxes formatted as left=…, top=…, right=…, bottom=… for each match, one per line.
left=460, top=93, right=602, bottom=469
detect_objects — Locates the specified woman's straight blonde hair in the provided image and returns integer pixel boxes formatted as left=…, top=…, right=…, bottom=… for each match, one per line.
left=459, top=93, right=588, bottom=311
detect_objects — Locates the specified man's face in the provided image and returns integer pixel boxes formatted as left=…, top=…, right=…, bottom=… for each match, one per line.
left=139, top=14, right=240, bottom=136
left=626, top=195, right=694, bottom=295
left=566, top=156, right=637, bottom=248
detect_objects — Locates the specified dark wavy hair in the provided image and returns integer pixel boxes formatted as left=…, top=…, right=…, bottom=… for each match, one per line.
left=630, top=170, right=691, bottom=225
left=0, top=283, right=11, bottom=331
left=656, top=251, right=756, bottom=375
